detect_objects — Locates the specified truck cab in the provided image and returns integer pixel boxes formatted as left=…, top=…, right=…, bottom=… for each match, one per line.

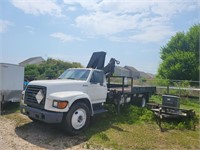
left=21, top=68, right=107, bottom=135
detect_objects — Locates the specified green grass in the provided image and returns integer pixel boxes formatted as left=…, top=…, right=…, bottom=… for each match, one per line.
left=0, top=102, right=30, bottom=127
left=84, top=117, right=199, bottom=149
left=1, top=98, right=200, bottom=150
left=83, top=96, right=200, bottom=149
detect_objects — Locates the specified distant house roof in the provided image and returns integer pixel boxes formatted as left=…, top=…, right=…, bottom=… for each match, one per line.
left=124, top=66, right=140, bottom=79
left=19, top=56, right=45, bottom=66
left=115, top=65, right=154, bottom=79
left=124, top=66, right=138, bottom=72
left=114, top=66, right=129, bottom=77
left=115, top=66, right=129, bottom=72
left=139, top=71, right=150, bottom=78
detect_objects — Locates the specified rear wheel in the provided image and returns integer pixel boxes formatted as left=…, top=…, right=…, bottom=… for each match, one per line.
left=62, top=102, right=90, bottom=135
left=131, top=94, right=147, bottom=107
left=141, top=96, right=147, bottom=108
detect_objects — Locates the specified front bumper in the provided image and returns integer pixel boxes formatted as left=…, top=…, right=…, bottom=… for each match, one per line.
left=20, top=104, right=63, bottom=123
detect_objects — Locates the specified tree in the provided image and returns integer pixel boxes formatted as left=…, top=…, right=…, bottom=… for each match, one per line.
left=157, top=24, right=199, bottom=81
left=25, top=64, right=40, bottom=80
left=25, top=58, right=82, bottom=80
left=158, top=51, right=198, bottom=80
left=186, top=24, right=199, bottom=59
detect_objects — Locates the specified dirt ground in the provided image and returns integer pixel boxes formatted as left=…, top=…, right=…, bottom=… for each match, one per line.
left=0, top=113, right=88, bottom=150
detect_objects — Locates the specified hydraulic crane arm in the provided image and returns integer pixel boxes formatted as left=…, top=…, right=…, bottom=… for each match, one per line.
left=103, top=58, right=120, bottom=77
left=86, top=51, right=106, bottom=70
left=87, top=51, right=120, bottom=77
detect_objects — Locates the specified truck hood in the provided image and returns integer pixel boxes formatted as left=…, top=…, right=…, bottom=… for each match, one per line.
left=28, top=79, right=88, bottom=97
left=29, top=79, right=86, bottom=87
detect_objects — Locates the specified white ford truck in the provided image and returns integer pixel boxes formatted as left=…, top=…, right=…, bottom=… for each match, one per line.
left=20, top=52, right=156, bottom=135
left=21, top=68, right=108, bottom=135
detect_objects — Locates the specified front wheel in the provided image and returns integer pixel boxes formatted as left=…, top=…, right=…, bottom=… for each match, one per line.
left=62, top=103, right=90, bottom=135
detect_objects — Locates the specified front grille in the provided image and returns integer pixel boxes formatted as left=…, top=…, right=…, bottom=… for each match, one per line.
left=24, top=85, right=47, bottom=109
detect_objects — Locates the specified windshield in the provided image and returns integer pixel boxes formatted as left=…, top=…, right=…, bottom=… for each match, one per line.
left=58, top=69, right=90, bottom=81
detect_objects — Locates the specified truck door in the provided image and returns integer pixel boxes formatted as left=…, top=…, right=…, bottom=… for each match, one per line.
left=87, top=71, right=107, bottom=103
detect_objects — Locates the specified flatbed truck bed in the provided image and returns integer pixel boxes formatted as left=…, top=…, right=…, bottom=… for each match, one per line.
left=106, top=76, right=156, bottom=112
left=109, top=86, right=156, bottom=94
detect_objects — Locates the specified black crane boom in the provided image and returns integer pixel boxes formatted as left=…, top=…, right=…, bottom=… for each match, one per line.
left=86, top=51, right=120, bottom=77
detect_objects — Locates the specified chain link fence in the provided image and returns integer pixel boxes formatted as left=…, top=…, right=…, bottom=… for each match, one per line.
left=133, top=79, right=200, bottom=98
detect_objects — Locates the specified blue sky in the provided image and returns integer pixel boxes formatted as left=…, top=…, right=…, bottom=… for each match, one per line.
left=0, top=0, right=199, bottom=74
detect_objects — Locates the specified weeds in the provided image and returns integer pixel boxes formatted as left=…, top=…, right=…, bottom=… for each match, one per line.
left=1, top=97, right=199, bottom=149
left=97, top=132, right=110, bottom=141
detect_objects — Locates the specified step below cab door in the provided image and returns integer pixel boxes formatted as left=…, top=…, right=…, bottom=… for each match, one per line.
left=87, top=70, right=107, bottom=103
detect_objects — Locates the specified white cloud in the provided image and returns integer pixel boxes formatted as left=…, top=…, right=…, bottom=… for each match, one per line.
left=11, top=0, right=197, bottom=42
left=151, top=0, right=197, bottom=17
left=75, top=12, right=174, bottom=42
left=108, top=25, right=174, bottom=43
left=98, top=0, right=154, bottom=14
left=63, top=0, right=198, bottom=42
left=76, top=12, right=147, bottom=36
left=25, top=25, right=35, bottom=35
left=129, top=25, right=175, bottom=42
left=11, top=0, right=62, bottom=17
left=63, top=0, right=99, bottom=11
left=0, top=20, right=12, bottom=33
left=64, top=0, right=197, bottom=15
left=50, top=32, right=83, bottom=42
left=67, top=6, right=77, bottom=12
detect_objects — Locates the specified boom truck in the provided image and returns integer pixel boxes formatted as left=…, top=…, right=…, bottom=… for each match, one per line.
left=20, top=52, right=156, bottom=135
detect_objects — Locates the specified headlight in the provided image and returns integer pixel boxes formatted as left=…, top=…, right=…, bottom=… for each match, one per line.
left=53, top=100, right=68, bottom=109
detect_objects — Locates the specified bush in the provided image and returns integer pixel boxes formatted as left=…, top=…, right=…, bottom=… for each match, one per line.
left=25, top=58, right=82, bottom=80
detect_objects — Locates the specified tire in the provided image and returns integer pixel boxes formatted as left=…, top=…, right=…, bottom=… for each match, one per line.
left=131, top=94, right=147, bottom=107
left=140, top=96, right=147, bottom=108
left=62, top=102, right=90, bottom=135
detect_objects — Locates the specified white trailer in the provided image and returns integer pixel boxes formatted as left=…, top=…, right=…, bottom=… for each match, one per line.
left=0, top=63, right=24, bottom=111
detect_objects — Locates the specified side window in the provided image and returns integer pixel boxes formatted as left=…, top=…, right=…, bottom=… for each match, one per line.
left=90, top=71, right=104, bottom=84
left=90, top=73, right=96, bottom=83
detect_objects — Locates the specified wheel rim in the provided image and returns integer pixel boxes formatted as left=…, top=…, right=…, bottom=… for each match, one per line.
left=71, top=108, right=87, bottom=130
left=141, top=97, right=146, bottom=107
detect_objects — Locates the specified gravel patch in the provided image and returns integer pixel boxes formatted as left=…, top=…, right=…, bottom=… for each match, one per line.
left=0, top=113, right=87, bottom=150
